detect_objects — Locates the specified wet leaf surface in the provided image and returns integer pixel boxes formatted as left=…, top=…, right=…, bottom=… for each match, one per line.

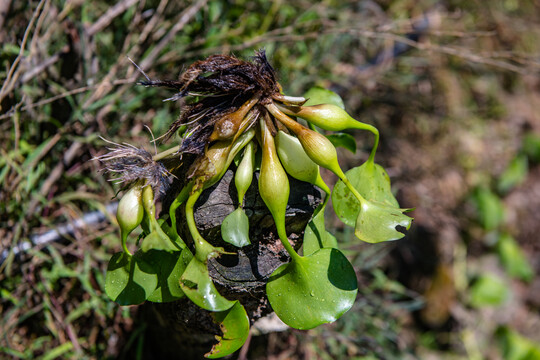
left=266, top=248, right=357, bottom=330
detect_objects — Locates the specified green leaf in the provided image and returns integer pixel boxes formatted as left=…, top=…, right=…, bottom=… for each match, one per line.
left=266, top=248, right=357, bottom=330
left=179, top=257, right=236, bottom=312
left=205, top=302, right=250, bottom=359
left=332, top=161, right=399, bottom=227
left=498, top=154, right=528, bottom=193
left=303, top=86, right=345, bottom=109
left=160, top=219, right=186, bottom=249
left=497, top=233, right=533, bottom=282
left=141, top=230, right=180, bottom=253
left=355, top=200, right=412, bottom=243
left=147, top=248, right=193, bottom=302
left=469, top=274, right=509, bottom=307
left=326, top=133, right=357, bottom=153
left=105, top=252, right=158, bottom=305
left=221, top=208, right=250, bottom=247
left=496, top=326, right=540, bottom=360
left=471, top=187, right=505, bottom=231
left=303, top=204, right=337, bottom=256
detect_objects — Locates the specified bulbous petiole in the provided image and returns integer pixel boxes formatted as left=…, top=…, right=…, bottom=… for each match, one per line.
left=275, top=102, right=380, bottom=163
left=258, top=118, right=301, bottom=262
left=265, top=102, right=369, bottom=209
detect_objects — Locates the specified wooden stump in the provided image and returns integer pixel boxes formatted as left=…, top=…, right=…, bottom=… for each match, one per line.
left=141, top=169, right=322, bottom=358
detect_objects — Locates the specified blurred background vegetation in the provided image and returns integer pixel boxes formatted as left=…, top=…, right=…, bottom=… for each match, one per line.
left=1, top=0, right=540, bottom=359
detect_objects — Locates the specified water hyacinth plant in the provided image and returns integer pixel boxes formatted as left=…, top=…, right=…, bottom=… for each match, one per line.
left=95, top=51, right=412, bottom=358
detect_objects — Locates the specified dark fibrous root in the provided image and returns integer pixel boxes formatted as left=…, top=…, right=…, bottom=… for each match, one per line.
left=94, top=139, right=172, bottom=197
left=141, top=50, right=280, bottom=154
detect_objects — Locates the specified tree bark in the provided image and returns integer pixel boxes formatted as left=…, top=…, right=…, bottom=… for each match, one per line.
left=141, top=169, right=322, bottom=359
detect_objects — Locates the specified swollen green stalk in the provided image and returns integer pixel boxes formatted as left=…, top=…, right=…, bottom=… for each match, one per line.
left=116, top=185, right=144, bottom=255
left=258, top=118, right=300, bottom=261
left=184, top=131, right=255, bottom=260
left=276, top=103, right=380, bottom=164
left=266, top=102, right=368, bottom=208
left=169, top=183, right=192, bottom=239
left=209, top=95, right=260, bottom=141
left=275, top=130, right=330, bottom=195
left=185, top=187, right=224, bottom=261
left=235, top=141, right=255, bottom=206
left=140, top=185, right=177, bottom=249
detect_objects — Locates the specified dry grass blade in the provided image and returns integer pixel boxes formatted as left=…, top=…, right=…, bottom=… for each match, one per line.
left=86, top=0, right=139, bottom=36
left=0, top=0, right=47, bottom=107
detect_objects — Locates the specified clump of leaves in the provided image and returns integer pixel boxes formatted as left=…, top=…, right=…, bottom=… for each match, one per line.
left=95, top=51, right=412, bottom=358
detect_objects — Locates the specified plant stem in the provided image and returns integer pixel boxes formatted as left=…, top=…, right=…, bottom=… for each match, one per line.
left=152, top=145, right=181, bottom=162
left=185, top=187, right=222, bottom=262
left=341, top=176, right=368, bottom=207
left=276, top=220, right=302, bottom=262
left=169, top=183, right=192, bottom=236
left=314, top=173, right=331, bottom=198
left=120, top=232, right=132, bottom=256
left=265, top=102, right=303, bottom=132
left=363, top=124, right=379, bottom=163
left=346, top=122, right=379, bottom=163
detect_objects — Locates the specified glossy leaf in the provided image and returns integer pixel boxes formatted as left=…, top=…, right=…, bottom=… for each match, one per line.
left=332, top=161, right=399, bottom=227
left=221, top=208, right=250, bottom=247
left=326, top=133, right=357, bottom=153
left=179, top=257, right=235, bottom=312
left=355, top=200, right=412, bottom=243
left=266, top=248, right=357, bottom=330
left=303, top=205, right=337, bottom=256
left=160, top=218, right=186, bottom=249
left=497, top=233, right=533, bottom=282
left=141, top=230, right=180, bottom=253
left=303, top=86, right=345, bottom=109
left=205, top=302, right=250, bottom=359
left=105, top=252, right=158, bottom=305
left=147, top=248, right=193, bottom=302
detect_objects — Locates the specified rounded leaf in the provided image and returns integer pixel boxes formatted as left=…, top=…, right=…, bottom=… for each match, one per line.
left=332, top=161, right=399, bottom=227
left=354, top=200, right=412, bottom=243
left=303, top=203, right=337, bottom=256
left=105, top=252, right=158, bottom=305
left=266, top=248, right=357, bottom=330
left=179, top=257, right=235, bottom=312
left=205, top=302, right=250, bottom=359
left=147, top=248, right=192, bottom=303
